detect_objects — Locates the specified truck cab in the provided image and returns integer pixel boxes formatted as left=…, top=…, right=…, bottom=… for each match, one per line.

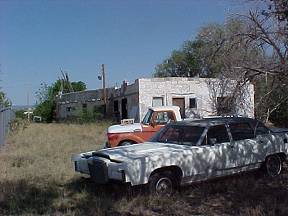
left=106, top=106, right=181, bottom=148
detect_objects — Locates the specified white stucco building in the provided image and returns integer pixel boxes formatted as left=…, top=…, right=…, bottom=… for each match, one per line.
left=56, top=77, right=254, bottom=122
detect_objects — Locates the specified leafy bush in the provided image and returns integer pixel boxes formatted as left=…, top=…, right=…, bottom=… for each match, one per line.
left=15, top=110, right=26, bottom=119
left=34, top=80, right=87, bottom=123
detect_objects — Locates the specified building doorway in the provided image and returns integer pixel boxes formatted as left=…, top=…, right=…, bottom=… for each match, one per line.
left=172, top=98, right=185, bottom=118
left=113, top=100, right=120, bottom=122
left=121, top=98, right=128, bottom=119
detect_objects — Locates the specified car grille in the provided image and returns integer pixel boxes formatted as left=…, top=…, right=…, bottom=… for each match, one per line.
left=88, top=159, right=108, bottom=184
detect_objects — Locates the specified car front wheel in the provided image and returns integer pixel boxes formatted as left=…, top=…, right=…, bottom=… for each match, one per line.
left=149, top=172, right=176, bottom=196
left=265, top=155, right=282, bottom=177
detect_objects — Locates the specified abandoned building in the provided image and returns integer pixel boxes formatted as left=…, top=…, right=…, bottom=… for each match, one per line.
left=55, top=77, right=254, bottom=122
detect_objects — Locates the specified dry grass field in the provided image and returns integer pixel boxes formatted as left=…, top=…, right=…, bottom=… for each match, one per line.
left=1, top=122, right=288, bottom=215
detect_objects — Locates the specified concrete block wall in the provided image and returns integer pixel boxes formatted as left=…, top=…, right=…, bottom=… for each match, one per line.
left=56, top=89, right=104, bottom=119
left=56, top=80, right=140, bottom=121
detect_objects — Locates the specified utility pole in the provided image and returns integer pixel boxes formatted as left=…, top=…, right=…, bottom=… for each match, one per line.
left=102, top=64, right=106, bottom=104
left=101, top=64, right=107, bottom=115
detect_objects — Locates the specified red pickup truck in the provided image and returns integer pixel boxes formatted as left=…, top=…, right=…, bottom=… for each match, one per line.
left=105, top=106, right=181, bottom=148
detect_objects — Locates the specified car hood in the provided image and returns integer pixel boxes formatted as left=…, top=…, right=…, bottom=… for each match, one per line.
left=96, top=142, right=186, bottom=161
left=107, top=123, right=143, bottom=133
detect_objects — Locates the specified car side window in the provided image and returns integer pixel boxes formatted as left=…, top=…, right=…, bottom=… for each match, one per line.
left=157, top=126, right=181, bottom=144
left=229, top=122, right=255, bottom=141
left=204, top=124, right=230, bottom=145
left=181, top=126, right=205, bottom=146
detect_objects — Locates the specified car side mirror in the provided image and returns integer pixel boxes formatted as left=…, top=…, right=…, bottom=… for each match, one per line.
left=209, top=138, right=217, bottom=146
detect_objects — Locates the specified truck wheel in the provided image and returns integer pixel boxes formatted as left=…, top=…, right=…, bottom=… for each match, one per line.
left=119, top=141, right=133, bottom=146
left=265, top=155, right=282, bottom=177
left=149, top=172, right=176, bottom=196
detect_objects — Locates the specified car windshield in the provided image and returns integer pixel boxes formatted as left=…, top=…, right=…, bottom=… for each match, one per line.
left=150, top=124, right=205, bottom=146
left=142, top=109, right=153, bottom=124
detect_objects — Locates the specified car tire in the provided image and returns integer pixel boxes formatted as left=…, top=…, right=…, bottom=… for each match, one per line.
left=119, top=141, right=133, bottom=146
left=265, top=154, right=282, bottom=177
left=149, top=171, right=176, bottom=196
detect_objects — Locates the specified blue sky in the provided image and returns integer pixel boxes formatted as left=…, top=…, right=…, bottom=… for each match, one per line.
left=0, top=0, right=254, bottom=105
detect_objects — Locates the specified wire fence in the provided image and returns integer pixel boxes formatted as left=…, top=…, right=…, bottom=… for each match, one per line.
left=0, top=107, right=15, bottom=145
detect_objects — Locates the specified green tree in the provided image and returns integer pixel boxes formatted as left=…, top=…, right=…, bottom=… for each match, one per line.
left=71, top=81, right=86, bottom=92
left=154, top=18, right=262, bottom=79
left=15, top=110, right=26, bottom=119
left=34, top=83, right=55, bottom=122
left=0, top=91, right=11, bottom=107
left=52, top=80, right=86, bottom=95
left=34, top=79, right=87, bottom=122
left=154, top=40, right=202, bottom=77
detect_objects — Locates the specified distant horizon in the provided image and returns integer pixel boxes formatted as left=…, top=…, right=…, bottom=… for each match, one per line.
left=0, top=0, right=257, bottom=105
left=12, top=104, right=35, bottom=109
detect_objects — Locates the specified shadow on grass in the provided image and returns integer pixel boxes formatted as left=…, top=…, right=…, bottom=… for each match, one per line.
left=0, top=179, right=59, bottom=215
left=64, top=177, right=143, bottom=215
left=0, top=176, right=143, bottom=215
left=1, top=168, right=288, bottom=215
left=180, top=169, right=288, bottom=215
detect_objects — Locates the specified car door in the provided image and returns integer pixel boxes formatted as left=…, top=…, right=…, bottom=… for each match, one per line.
left=199, top=124, right=235, bottom=177
left=228, top=122, right=259, bottom=168
left=253, top=121, right=275, bottom=161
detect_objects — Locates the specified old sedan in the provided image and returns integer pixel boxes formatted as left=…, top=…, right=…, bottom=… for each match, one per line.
left=72, top=117, right=288, bottom=195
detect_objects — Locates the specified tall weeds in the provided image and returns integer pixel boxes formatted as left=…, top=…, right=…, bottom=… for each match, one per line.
left=0, top=123, right=287, bottom=215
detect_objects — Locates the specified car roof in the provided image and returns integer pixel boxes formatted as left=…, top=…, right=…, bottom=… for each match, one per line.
left=172, top=117, right=257, bottom=127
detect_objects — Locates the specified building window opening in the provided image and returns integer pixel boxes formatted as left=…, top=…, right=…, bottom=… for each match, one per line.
left=113, top=100, right=120, bottom=122
left=189, top=98, right=197, bottom=109
left=121, top=98, right=128, bottom=119
left=114, top=100, right=119, bottom=112
left=152, top=97, right=164, bottom=107
left=82, top=103, right=87, bottom=113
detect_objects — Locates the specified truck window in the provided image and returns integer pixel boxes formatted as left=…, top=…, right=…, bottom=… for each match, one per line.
left=142, top=109, right=153, bottom=124
left=154, top=111, right=175, bottom=125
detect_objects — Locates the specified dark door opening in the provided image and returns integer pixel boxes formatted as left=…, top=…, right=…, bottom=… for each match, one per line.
left=114, top=100, right=119, bottom=112
left=121, top=98, right=128, bottom=119
left=113, top=100, right=120, bottom=122
left=172, top=98, right=185, bottom=118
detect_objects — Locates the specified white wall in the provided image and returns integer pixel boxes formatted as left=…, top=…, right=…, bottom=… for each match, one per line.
left=138, top=77, right=254, bottom=121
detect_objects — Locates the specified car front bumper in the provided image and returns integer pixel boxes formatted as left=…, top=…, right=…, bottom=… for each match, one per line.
left=72, top=154, right=126, bottom=184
